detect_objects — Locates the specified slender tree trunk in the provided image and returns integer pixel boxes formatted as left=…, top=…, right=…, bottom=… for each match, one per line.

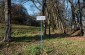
left=42, top=0, right=47, bottom=35
left=78, top=0, right=84, bottom=36
left=83, top=0, right=85, bottom=36
left=48, top=16, right=51, bottom=36
left=4, top=0, right=11, bottom=42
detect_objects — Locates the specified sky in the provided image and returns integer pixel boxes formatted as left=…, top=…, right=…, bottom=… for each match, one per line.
left=65, top=0, right=83, bottom=19
left=23, top=1, right=41, bottom=15
left=12, top=0, right=83, bottom=16
left=12, top=0, right=41, bottom=15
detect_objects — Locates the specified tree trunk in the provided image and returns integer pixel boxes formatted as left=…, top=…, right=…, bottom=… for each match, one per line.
left=83, top=0, right=85, bottom=36
left=42, top=0, right=47, bottom=35
left=4, top=0, right=11, bottom=42
left=78, top=0, right=84, bottom=36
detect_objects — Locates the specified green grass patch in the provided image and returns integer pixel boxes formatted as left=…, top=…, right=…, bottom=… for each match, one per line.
left=0, top=24, right=85, bottom=55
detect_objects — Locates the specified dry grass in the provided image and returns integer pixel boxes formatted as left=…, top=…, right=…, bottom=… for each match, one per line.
left=0, top=23, right=85, bottom=55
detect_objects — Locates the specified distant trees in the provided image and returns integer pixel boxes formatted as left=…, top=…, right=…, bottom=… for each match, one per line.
left=0, top=1, right=38, bottom=25
left=42, top=0, right=66, bottom=35
left=68, top=0, right=84, bottom=36
left=41, top=0, right=84, bottom=36
left=11, top=4, right=28, bottom=24
left=11, top=4, right=39, bottom=26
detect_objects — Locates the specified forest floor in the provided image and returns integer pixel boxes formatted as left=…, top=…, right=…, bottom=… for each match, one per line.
left=0, top=24, right=85, bottom=55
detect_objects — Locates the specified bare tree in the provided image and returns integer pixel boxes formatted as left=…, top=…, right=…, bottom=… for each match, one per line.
left=4, top=0, right=11, bottom=42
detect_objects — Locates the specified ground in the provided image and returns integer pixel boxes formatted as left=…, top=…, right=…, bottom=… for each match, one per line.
left=0, top=24, right=85, bottom=55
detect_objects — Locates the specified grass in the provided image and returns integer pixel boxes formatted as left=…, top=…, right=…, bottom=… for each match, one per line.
left=0, top=23, right=85, bottom=55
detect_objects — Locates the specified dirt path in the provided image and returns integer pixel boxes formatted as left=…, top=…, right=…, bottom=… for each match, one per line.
left=65, top=36, right=85, bottom=41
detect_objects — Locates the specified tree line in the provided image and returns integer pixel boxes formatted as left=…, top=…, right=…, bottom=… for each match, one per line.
left=42, top=0, right=85, bottom=36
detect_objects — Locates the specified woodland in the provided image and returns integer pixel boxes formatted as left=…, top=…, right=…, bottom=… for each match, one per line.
left=0, top=0, right=85, bottom=55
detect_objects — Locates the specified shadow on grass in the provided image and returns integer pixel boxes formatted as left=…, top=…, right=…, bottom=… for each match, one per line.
left=12, top=33, right=71, bottom=42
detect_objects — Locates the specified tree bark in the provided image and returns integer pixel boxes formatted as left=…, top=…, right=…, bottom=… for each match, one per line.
left=4, top=0, right=11, bottom=42
left=42, top=0, right=47, bottom=35
left=78, top=0, right=84, bottom=36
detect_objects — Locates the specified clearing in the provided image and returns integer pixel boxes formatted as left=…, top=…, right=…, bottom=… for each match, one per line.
left=0, top=24, right=85, bottom=55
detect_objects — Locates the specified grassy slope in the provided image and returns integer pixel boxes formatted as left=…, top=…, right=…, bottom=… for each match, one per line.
left=0, top=24, right=85, bottom=55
